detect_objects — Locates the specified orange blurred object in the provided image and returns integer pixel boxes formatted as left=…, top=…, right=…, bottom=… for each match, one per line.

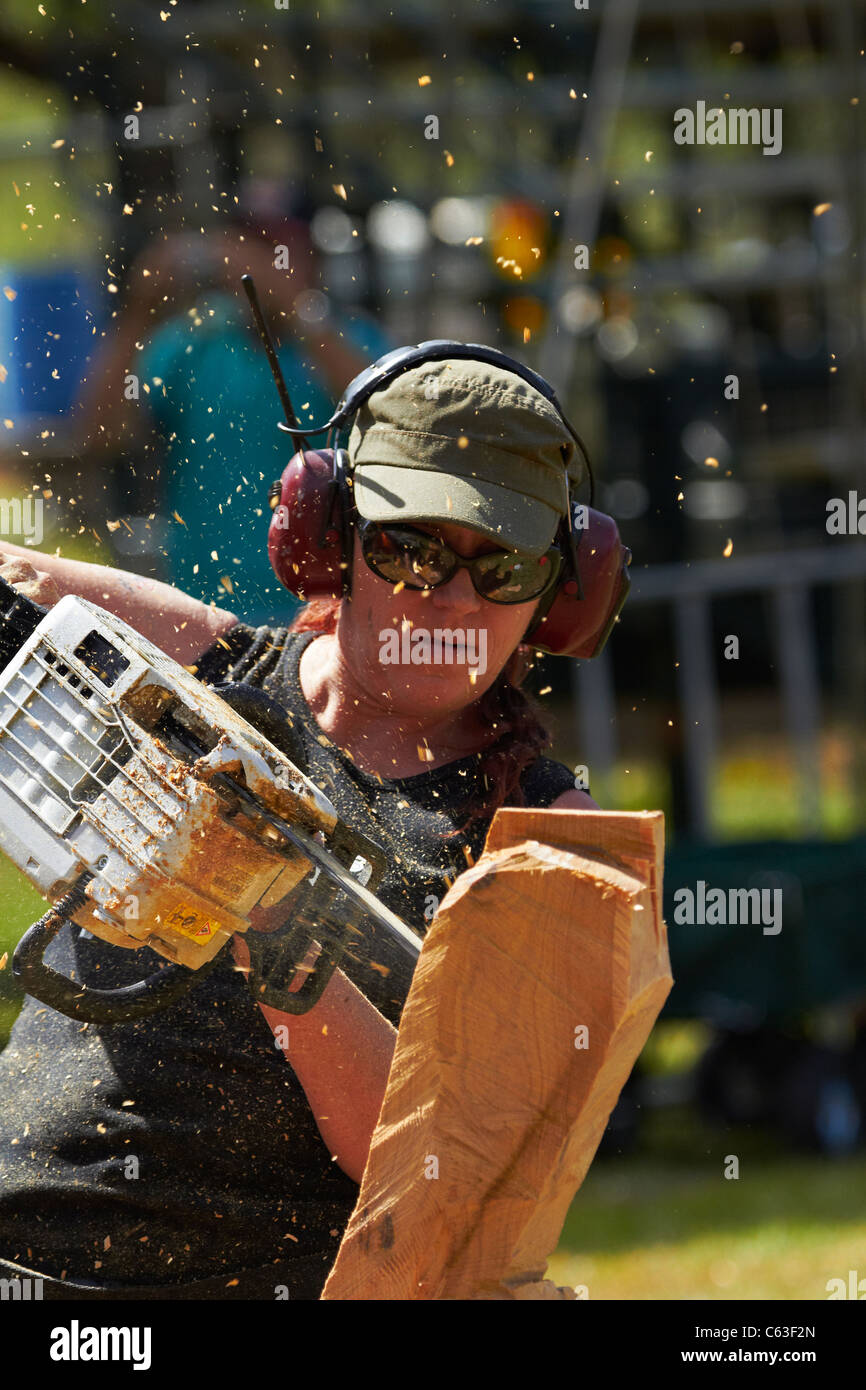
left=489, top=198, right=547, bottom=282
left=502, top=295, right=547, bottom=337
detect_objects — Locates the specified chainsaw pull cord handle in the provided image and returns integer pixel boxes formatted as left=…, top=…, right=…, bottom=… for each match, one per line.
left=12, top=875, right=225, bottom=1025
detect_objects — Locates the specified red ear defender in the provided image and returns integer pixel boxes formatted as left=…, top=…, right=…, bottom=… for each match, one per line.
left=268, top=448, right=352, bottom=600
left=524, top=508, right=632, bottom=659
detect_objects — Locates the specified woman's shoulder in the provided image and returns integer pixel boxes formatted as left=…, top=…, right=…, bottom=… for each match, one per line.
left=192, top=621, right=310, bottom=688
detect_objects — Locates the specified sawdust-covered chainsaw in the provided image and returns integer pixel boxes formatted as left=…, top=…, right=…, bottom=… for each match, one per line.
left=0, top=575, right=421, bottom=1025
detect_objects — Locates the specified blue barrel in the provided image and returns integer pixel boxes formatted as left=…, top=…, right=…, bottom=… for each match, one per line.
left=0, top=267, right=104, bottom=420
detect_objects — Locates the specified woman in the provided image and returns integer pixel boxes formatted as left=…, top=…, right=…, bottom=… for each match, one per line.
left=0, top=356, right=595, bottom=1300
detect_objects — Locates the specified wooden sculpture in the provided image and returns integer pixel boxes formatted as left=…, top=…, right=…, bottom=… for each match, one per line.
left=321, top=809, right=671, bottom=1301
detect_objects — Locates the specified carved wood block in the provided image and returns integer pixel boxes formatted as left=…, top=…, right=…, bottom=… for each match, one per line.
left=322, top=810, right=671, bottom=1300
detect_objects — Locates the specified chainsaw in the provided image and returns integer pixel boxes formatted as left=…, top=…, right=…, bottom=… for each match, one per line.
left=0, top=575, right=422, bottom=1026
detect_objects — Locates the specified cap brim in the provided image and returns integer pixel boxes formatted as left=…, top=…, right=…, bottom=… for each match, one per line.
left=351, top=464, right=559, bottom=559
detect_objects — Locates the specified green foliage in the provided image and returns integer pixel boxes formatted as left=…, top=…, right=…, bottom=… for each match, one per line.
left=0, top=857, right=48, bottom=1044
left=0, top=71, right=108, bottom=267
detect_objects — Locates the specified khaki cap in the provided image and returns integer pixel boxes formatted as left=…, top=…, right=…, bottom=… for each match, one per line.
left=347, top=358, right=581, bottom=558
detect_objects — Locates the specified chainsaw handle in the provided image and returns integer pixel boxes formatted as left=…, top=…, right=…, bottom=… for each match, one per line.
left=12, top=876, right=223, bottom=1025
left=244, top=911, right=349, bottom=1015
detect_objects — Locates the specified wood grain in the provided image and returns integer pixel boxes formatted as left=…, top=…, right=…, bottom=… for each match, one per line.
left=321, top=810, right=671, bottom=1300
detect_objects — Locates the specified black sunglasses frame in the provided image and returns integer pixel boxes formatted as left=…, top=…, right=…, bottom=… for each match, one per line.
left=356, top=519, right=564, bottom=606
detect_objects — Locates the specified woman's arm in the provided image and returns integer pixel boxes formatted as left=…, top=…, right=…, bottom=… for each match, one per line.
left=239, top=799, right=598, bottom=1184
left=240, top=793, right=600, bottom=1183
left=231, top=935, right=396, bottom=1185
left=0, top=543, right=238, bottom=666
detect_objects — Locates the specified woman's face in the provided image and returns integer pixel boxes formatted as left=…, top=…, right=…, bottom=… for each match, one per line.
left=338, top=519, right=544, bottom=721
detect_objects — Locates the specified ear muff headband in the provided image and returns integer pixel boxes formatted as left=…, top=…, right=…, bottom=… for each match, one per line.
left=277, top=339, right=595, bottom=509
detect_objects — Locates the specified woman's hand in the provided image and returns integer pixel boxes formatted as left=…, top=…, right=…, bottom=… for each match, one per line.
left=0, top=552, right=62, bottom=608
left=549, top=788, right=600, bottom=810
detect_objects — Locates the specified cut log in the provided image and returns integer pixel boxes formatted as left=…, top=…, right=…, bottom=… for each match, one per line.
left=321, top=809, right=671, bottom=1300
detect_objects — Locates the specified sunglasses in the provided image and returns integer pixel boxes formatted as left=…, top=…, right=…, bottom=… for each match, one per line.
left=357, top=520, right=563, bottom=605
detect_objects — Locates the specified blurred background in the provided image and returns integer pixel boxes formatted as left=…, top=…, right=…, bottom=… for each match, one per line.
left=0, top=0, right=864, bottom=1299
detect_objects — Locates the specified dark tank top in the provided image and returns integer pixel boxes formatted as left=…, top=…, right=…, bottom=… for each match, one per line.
left=0, top=624, right=576, bottom=1298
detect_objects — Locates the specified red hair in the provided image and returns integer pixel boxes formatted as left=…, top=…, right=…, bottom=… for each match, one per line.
left=288, top=597, right=554, bottom=836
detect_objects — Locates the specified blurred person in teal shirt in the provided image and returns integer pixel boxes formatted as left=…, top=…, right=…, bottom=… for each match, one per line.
left=76, top=198, right=390, bottom=625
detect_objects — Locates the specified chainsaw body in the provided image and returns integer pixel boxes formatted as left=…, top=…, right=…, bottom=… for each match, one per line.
left=0, top=583, right=421, bottom=1021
